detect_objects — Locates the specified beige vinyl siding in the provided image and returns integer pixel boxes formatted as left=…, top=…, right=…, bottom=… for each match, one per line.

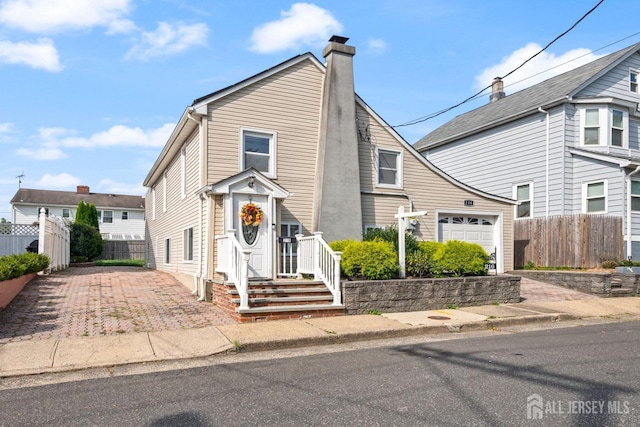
left=212, top=195, right=225, bottom=281
left=146, top=132, right=202, bottom=276
left=356, top=104, right=514, bottom=270
left=206, top=59, right=323, bottom=235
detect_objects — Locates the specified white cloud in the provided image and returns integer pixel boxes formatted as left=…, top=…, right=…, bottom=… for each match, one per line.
left=367, top=38, right=388, bottom=54
left=0, top=0, right=133, bottom=34
left=16, top=146, right=67, bottom=160
left=250, top=3, right=343, bottom=54
left=97, top=179, right=145, bottom=196
left=125, top=22, right=208, bottom=60
left=474, top=43, right=603, bottom=94
left=35, top=173, right=81, bottom=189
left=0, top=122, right=12, bottom=133
left=0, top=38, right=62, bottom=71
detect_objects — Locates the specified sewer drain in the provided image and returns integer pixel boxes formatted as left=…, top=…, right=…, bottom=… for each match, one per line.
left=427, top=316, right=451, bottom=320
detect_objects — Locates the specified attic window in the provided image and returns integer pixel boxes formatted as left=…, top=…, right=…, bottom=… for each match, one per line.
left=241, top=129, right=276, bottom=177
left=630, top=69, right=639, bottom=93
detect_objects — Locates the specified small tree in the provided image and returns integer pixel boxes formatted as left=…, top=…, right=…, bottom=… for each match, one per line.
left=75, top=201, right=99, bottom=230
left=70, top=223, right=103, bottom=261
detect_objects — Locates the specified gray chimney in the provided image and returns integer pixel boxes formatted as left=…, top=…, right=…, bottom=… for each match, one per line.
left=312, top=36, right=363, bottom=241
left=490, top=77, right=506, bottom=103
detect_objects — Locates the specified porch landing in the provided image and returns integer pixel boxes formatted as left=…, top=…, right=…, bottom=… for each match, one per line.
left=211, top=279, right=344, bottom=322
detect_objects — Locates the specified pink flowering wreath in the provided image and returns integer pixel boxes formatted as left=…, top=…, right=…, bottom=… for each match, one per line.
left=239, top=202, right=263, bottom=227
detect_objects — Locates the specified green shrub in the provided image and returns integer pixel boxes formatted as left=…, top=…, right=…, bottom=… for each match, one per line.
left=0, top=253, right=49, bottom=281
left=70, top=222, right=104, bottom=261
left=601, top=260, right=619, bottom=269
left=405, top=241, right=443, bottom=278
left=431, top=240, right=488, bottom=277
left=364, top=226, right=419, bottom=255
left=341, top=240, right=398, bottom=280
left=329, top=239, right=358, bottom=253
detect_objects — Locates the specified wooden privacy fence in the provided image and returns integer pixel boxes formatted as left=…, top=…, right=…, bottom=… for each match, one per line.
left=514, top=214, right=623, bottom=268
left=99, top=240, right=145, bottom=260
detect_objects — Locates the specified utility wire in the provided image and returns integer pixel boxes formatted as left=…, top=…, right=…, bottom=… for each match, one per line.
left=394, top=0, right=606, bottom=128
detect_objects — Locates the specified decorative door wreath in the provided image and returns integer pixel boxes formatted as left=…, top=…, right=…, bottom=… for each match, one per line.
left=239, top=202, right=263, bottom=245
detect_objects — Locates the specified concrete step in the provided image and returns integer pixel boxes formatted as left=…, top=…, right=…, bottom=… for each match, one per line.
left=611, top=288, right=635, bottom=297
left=231, top=295, right=334, bottom=305
left=236, top=303, right=344, bottom=314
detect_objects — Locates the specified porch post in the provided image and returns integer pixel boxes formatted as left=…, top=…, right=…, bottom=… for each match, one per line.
left=240, top=250, right=250, bottom=310
left=313, top=231, right=323, bottom=281
left=295, top=233, right=304, bottom=278
left=333, top=251, right=342, bottom=305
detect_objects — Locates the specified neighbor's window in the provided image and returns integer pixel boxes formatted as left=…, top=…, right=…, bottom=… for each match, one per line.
left=164, top=238, right=171, bottom=264
left=632, top=181, right=640, bottom=212
left=377, top=148, right=402, bottom=187
left=611, top=109, right=624, bottom=147
left=121, top=211, right=128, bottom=220
left=62, top=208, right=70, bottom=218
left=630, top=69, right=639, bottom=93
left=183, top=227, right=193, bottom=261
left=515, top=183, right=532, bottom=218
left=102, top=211, right=113, bottom=224
left=242, top=130, right=275, bottom=176
left=584, top=108, right=600, bottom=145
left=585, top=181, right=606, bottom=213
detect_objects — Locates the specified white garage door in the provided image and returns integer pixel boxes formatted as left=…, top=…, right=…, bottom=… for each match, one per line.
left=438, top=215, right=496, bottom=256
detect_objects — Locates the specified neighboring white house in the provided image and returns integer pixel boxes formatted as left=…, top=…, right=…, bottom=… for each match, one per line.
left=143, top=35, right=516, bottom=316
left=414, top=42, right=640, bottom=260
left=10, top=185, right=145, bottom=240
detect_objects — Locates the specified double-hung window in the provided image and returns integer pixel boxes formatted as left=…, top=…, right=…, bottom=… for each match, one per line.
left=514, top=183, right=532, bottom=218
left=242, top=129, right=276, bottom=177
left=583, top=108, right=600, bottom=145
left=377, top=148, right=402, bottom=188
left=580, top=107, right=628, bottom=148
left=62, top=208, right=70, bottom=218
left=584, top=181, right=607, bottom=213
left=631, top=69, right=639, bottom=94
left=102, top=210, right=113, bottom=224
left=632, top=181, right=640, bottom=212
left=183, top=227, right=193, bottom=262
left=611, top=109, right=624, bottom=147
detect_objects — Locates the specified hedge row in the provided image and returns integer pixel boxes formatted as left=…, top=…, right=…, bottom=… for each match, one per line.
left=0, top=253, right=50, bottom=282
left=330, top=234, right=489, bottom=280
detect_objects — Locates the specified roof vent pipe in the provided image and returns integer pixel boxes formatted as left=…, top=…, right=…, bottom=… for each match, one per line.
left=490, top=77, right=506, bottom=103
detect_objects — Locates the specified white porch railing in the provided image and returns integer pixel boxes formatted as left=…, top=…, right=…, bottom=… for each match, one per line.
left=215, top=230, right=250, bottom=310
left=296, top=232, right=342, bottom=306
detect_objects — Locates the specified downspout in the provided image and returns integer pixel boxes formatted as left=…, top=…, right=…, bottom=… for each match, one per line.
left=538, top=107, right=550, bottom=217
left=187, top=108, right=205, bottom=299
left=561, top=104, right=566, bottom=215
left=199, top=194, right=210, bottom=301
left=626, top=166, right=640, bottom=260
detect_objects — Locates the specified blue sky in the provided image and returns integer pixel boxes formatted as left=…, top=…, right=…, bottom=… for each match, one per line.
left=1, top=0, right=639, bottom=220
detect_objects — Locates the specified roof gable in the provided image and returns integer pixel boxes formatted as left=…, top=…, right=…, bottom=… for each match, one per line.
left=414, top=42, right=640, bottom=150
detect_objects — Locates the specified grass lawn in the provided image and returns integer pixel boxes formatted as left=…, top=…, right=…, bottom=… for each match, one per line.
left=94, top=259, right=145, bottom=267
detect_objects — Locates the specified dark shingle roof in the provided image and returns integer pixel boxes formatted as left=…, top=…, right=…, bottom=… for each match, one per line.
left=10, top=188, right=145, bottom=210
left=414, top=42, right=640, bottom=150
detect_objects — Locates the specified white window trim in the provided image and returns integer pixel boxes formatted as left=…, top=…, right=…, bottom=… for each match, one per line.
left=240, top=127, right=277, bottom=178
left=376, top=147, right=403, bottom=189
left=579, top=106, right=628, bottom=148
left=180, top=146, right=187, bottom=199
left=513, top=182, right=533, bottom=219
left=630, top=68, right=639, bottom=94
left=582, top=180, right=608, bottom=214
left=182, top=226, right=194, bottom=262
left=164, top=237, right=171, bottom=265
left=62, top=208, right=71, bottom=218
left=151, top=187, right=156, bottom=220
left=102, top=210, right=113, bottom=224
left=631, top=180, right=640, bottom=212
left=121, top=211, right=128, bottom=220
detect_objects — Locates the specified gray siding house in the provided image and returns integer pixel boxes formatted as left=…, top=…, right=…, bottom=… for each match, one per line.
left=414, top=42, right=640, bottom=260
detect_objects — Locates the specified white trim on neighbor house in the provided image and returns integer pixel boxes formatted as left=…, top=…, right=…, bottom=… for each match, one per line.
left=375, top=147, right=403, bottom=189
left=513, top=182, right=533, bottom=219
left=631, top=180, right=640, bottom=212
left=582, top=179, right=608, bottom=214
left=239, top=127, right=278, bottom=179
left=630, top=68, right=639, bottom=94
left=182, top=225, right=194, bottom=263
left=578, top=105, right=629, bottom=148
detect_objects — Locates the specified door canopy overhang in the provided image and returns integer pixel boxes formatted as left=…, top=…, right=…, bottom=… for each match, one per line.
left=206, top=168, right=291, bottom=199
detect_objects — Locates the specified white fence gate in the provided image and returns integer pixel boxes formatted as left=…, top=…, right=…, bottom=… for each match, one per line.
left=38, top=209, right=70, bottom=272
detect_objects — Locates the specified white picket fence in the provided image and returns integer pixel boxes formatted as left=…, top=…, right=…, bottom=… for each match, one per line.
left=38, top=208, right=70, bottom=272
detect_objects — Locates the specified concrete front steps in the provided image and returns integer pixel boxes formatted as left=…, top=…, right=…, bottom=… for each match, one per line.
left=211, top=278, right=344, bottom=322
left=610, top=276, right=636, bottom=297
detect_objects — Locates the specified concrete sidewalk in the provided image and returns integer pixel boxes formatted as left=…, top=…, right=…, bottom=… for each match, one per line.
left=2, top=297, right=639, bottom=378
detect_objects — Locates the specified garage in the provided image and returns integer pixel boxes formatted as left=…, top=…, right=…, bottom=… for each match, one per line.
left=437, top=214, right=497, bottom=258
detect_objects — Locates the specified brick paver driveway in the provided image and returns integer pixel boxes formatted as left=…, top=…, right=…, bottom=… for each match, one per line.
left=0, top=267, right=236, bottom=344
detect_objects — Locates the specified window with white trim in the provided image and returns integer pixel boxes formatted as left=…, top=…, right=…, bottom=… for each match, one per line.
left=632, top=180, right=640, bottom=212
left=183, top=227, right=193, bottom=261
left=583, top=181, right=607, bottom=213
left=121, top=211, right=128, bottom=220
left=630, top=69, right=639, bottom=94
left=164, top=238, right=171, bottom=264
left=62, top=208, right=70, bottom=218
left=242, top=129, right=276, bottom=176
left=377, top=148, right=402, bottom=187
left=101, top=210, right=113, bottom=224
left=514, top=183, right=532, bottom=218
left=580, top=106, right=629, bottom=148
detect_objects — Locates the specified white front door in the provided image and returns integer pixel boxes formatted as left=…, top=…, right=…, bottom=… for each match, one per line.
left=234, top=194, right=270, bottom=279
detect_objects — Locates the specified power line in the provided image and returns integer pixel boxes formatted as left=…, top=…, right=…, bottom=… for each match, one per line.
left=394, top=0, right=606, bottom=128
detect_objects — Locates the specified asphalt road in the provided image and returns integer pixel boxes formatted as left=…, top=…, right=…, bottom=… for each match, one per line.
left=1, top=321, right=639, bottom=426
